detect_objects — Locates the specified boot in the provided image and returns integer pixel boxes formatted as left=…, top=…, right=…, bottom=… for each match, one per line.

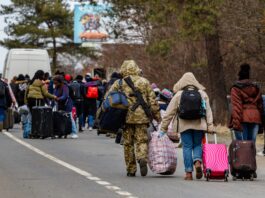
left=194, top=161, right=203, bottom=179
left=139, top=159, right=148, bottom=177
left=184, top=172, right=193, bottom=181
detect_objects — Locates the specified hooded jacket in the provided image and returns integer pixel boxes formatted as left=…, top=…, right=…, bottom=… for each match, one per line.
left=109, top=60, right=160, bottom=124
left=160, top=72, right=214, bottom=133
left=229, top=79, right=263, bottom=131
left=25, top=79, right=56, bottom=104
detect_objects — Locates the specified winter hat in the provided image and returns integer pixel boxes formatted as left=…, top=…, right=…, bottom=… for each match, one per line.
left=160, top=88, right=173, bottom=100
left=64, top=74, right=72, bottom=82
left=238, top=63, right=250, bottom=80
left=151, top=83, right=158, bottom=90
left=17, top=74, right=25, bottom=81
left=75, top=75, right=83, bottom=81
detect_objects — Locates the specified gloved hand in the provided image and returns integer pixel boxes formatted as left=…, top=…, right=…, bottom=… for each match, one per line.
left=158, top=131, right=166, bottom=138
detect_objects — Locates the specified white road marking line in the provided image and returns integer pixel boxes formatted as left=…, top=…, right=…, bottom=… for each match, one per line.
left=3, top=132, right=138, bottom=198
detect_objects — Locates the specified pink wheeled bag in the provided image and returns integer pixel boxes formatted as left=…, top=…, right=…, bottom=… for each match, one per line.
left=202, top=133, right=229, bottom=182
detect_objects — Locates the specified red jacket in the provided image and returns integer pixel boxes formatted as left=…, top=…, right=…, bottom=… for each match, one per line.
left=229, top=80, right=263, bottom=131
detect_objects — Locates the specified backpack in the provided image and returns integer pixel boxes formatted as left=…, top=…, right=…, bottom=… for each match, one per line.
left=86, top=86, right=99, bottom=99
left=69, top=81, right=81, bottom=99
left=66, top=84, right=75, bottom=100
left=0, top=81, right=6, bottom=97
left=99, top=80, right=129, bottom=134
left=178, top=86, right=206, bottom=120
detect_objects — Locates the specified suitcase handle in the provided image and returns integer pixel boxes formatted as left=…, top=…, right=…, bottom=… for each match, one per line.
left=205, top=133, right=217, bottom=144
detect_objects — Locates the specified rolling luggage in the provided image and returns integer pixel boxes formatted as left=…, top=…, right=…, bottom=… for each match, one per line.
left=202, top=133, right=229, bottom=182
left=31, top=106, right=53, bottom=139
left=53, top=111, right=72, bottom=138
left=148, top=131, right=177, bottom=175
left=229, top=133, right=257, bottom=180
left=3, top=108, right=14, bottom=130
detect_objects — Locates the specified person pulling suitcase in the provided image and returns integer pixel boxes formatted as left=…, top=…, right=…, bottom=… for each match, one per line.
left=160, top=72, right=215, bottom=181
left=25, top=70, right=57, bottom=138
left=53, top=75, right=78, bottom=139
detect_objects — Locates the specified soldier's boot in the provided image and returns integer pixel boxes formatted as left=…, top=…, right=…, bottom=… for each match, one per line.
left=139, top=159, right=148, bottom=177
left=127, top=172, right=136, bottom=177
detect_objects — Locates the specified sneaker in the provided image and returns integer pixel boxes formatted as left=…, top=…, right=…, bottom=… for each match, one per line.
left=257, top=151, right=265, bottom=156
left=71, top=134, right=78, bottom=139
left=89, top=127, right=93, bottom=131
left=139, top=159, right=148, bottom=177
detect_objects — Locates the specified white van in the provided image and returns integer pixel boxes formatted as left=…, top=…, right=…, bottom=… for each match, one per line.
left=3, top=49, right=51, bottom=81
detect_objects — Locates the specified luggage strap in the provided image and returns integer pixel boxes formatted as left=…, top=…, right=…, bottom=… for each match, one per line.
left=124, top=77, right=157, bottom=131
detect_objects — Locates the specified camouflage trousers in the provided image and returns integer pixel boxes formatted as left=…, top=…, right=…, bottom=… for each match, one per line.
left=123, top=124, right=148, bottom=174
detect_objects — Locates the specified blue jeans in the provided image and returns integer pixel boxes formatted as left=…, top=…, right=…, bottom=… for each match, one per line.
left=22, top=113, right=31, bottom=138
left=70, top=112, right=77, bottom=135
left=0, top=108, right=5, bottom=122
left=181, top=130, right=204, bottom=172
left=235, top=123, right=259, bottom=143
left=88, top=115, right=94, bottom=128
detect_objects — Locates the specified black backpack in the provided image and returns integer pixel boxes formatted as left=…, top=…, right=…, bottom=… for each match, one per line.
left=178, top=86, right=205, bottom=120
left=0, top=81, right=6, bottom=97
left=69, top=81, right=81, bottom=99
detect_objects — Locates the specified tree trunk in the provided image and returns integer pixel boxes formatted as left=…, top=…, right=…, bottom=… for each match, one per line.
left=52, top=37, right=57, bottom=74
left=205, top=33, right=228, bottom=125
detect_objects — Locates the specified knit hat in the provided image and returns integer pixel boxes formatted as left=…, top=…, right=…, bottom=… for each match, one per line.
left=65, top=74, right=72, bottom=82
left=238, top=63, right=250, bottom=80
left=160, top=88, right=173, bottom=100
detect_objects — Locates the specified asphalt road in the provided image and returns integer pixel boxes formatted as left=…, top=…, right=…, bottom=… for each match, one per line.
left=0, top=125, right=265, bottom=198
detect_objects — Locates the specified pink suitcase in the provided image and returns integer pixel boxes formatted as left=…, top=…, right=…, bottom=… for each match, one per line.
left=202, top=133, right=229, bottom=182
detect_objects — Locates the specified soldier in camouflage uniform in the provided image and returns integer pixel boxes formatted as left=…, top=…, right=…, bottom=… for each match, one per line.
left=109, top=60, right=161, bottom=177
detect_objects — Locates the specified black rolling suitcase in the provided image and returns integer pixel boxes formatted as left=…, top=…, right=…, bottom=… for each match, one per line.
left=31, top=106, right=53, bottom=139
left=53, top=111, right=72, bottom=138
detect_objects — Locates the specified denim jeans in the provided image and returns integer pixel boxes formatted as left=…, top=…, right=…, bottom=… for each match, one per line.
left=22, top=113, right=31, bottom=138
left=181, top=130, right=204, bottom=172
left=235, top=123, right=259, bottom=143
left=0, top=108, right=5, bottom=122
left=88, top=115, right=94, bottom=128
left=70, top=112, right=77, bottom=135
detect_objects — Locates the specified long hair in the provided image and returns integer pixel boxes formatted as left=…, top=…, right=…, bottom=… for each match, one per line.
left=30, top=70, right=45, bottom=85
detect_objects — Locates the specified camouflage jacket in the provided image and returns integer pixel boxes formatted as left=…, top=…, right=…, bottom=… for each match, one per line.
left=109, top=60, right=161, bottom=124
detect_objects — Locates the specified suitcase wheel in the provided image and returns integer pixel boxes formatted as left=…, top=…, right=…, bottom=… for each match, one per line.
left=206, top=169, right=211, bottom=182
left=232, top=176, right=237, bottom=181
left=224, top=170, right=229, bottom=182
left=64, top=135, right=67, bottom=139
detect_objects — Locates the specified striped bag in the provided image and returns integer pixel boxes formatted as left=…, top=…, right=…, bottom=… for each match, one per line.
left=148, top=132, right=177, bottom=175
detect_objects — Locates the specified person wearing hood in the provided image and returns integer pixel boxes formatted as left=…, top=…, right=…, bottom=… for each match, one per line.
left=160, top=72, right=214, bottom=181
left=229, top=64, right=263, bottom=143
left=24, top=70, right=57, bottom=138
left=108, top=60, right=161, bottom=177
